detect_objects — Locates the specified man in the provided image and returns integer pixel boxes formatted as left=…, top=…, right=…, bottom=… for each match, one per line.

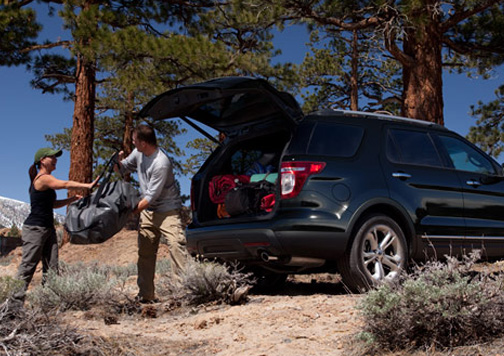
left=118, top=124, right=186, bottom=303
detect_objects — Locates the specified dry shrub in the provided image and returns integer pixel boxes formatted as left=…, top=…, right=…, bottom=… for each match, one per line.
left=28, top=261, right=118, bottom=311
left=0, top=300, right=95, bottom=355
left=0, top=276, right=24, bottom=303
left=0, top=300, right=150, bottom=356
left=178, top=259, right=254, bottom=306
left=358, top=251, right=504, bottom=352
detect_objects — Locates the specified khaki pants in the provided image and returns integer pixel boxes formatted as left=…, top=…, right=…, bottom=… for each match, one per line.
left=15, top=225, right=58, bottom=300
left=137, top=209, right=187, bottom=300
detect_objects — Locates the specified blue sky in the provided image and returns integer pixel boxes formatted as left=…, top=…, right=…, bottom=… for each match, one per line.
left=0, top=6, right=503, bottom=214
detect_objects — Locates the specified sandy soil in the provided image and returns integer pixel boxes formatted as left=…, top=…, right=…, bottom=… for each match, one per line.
left=3, top=230, right=504, bottom=356
left=1, top=230, right=364, bottom=356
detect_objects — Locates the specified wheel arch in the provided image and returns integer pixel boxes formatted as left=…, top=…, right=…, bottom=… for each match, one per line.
left=347, top=199, right=416, bottom=257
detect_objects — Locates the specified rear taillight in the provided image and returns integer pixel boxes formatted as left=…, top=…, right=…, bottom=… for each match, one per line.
left=280, top=161, right=326, bottom=199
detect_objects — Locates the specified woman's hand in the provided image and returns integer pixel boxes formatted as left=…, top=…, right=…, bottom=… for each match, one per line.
left=88, top=176, right=100, bottom=189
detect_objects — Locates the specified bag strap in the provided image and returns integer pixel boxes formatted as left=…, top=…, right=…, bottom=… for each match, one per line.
left=92, top=151, right=119, bottom=205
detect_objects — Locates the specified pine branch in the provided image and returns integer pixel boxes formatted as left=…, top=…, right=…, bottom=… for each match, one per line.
left=442, top=36, right=504, bottom=57
left=384, top=31, right=413, bottom=67
left=284, top=0, right=380, bottom=31
left=441, top=0, right=501, bottom=32
left=5, top=0, right=36, bottom=7
left=19, top=41, right=73, bottom=53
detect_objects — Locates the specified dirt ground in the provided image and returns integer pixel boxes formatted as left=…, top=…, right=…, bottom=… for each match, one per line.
left=2, top=230, right=504, bottom=356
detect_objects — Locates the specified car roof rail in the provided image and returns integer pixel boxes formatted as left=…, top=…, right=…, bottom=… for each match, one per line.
left=323, top=109, right=446, bottom=129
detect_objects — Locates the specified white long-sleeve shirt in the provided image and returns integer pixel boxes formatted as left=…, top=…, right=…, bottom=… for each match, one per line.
left=121, top=148, right=181, bottom=212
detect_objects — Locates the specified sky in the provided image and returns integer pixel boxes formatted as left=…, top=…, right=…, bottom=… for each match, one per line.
left=0, top=5, right=503, bottom=215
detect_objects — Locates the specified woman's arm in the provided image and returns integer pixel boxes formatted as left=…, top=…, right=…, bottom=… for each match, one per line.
left=36, top=175, right=99, bottom=191
left=53, top=194, right=82, bottom=209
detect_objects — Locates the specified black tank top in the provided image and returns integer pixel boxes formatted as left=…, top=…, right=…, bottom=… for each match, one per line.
left=24, top=175, right=56, bottom=228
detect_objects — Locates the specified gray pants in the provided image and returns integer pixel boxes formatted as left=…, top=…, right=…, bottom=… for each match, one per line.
left=16, top=225, right=59, bottom=297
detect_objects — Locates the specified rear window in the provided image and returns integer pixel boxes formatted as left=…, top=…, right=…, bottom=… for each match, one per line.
left=287, top=121, right=364, bottom=157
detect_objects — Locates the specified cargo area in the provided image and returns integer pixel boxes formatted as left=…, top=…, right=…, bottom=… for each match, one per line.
left=191, top=129, right=291, bottom=224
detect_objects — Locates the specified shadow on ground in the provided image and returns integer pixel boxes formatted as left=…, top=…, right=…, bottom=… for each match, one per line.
left=252, top=274, right=353, bottom=297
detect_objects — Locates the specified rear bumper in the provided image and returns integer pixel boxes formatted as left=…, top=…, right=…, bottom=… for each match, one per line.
left=186, top=216, right=350, bottom=263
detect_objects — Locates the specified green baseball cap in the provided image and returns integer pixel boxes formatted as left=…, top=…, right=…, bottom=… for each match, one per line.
left=34, top=147, right=63, bottom=163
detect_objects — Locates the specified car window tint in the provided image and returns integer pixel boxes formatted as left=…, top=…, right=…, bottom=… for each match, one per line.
left=286, top=121, right=315, bottom=154
left=387, top=129, right=443, bottom=167
left=230, top=149, right=262, bottom=175
left=438, top=135, right=495, bottom=174
left=306, top=122, right=364, bottom=157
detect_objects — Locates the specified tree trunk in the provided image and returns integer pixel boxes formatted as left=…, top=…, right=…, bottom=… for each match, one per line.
left=69, top=53, right=96, bottom=194
left=123, top=91, right=134, bottom=157
left=122, top=91, right=134, bottom=183
left=350, top=29, right=359, bottom=111
left=401, top=13, right=444, bottom=125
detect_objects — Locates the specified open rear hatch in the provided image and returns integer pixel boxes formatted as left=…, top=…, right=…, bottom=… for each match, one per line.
left=139, top=76, right=303, bottom=136
left=139, top=77, right=304, bottom=225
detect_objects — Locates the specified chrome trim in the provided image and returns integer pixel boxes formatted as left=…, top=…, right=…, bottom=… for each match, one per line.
left=392, top=172, right=412, bottom=179
left=422, top=235, right=504, bottom=241
left=466, top=180, right=481, bottom=187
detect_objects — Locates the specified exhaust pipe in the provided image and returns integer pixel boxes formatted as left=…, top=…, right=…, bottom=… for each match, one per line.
left=260, top=251, right=279, bottom=262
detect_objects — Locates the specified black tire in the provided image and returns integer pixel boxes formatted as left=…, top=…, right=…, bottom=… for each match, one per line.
left=338, top=214, right=408, bottom=293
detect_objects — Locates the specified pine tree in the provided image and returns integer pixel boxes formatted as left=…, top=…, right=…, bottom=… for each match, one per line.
left=0, top=1, right=41, bottom=66
left=299, top=27, right=401, bottom=113
left=266, top=0, right=504, bottom=124
left=467, top=84, right=504, bottom=158
left=48, top=0, right=298, bottom=181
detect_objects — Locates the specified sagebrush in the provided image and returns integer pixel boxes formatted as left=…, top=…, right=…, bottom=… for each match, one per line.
left=28, top=261, right=118, bottom=311
left=178, top=258, right=254, bottom=305
left=357, top=251, right=504, bottom=351
left=0, top=276, right=24, bottom=302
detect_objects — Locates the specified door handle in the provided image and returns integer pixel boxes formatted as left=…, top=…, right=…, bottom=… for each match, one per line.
left=392, top=172, right=412, bottom=180
left=466, top=179, right=481, bottom=187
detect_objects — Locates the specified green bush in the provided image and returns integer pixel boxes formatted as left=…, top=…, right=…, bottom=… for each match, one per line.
left=28, top=261, right=116, bottom=311
left=0, top=276, right=24, bottom=302
left=357, top=251, right=504, bottom=351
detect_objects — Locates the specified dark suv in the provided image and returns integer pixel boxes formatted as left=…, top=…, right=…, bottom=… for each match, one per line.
left=140, top=76, right=504, bottom=292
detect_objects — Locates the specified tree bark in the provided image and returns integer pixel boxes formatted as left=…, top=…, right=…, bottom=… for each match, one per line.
left=350, top=30, right=359, bottom=111
left=122, top=91, right=134, bottom=183
left=400, top=3, right=444, bottom=124
left=69, top=53, right=96, bottom=194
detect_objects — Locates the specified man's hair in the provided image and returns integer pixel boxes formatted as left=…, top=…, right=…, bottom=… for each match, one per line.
left=134, top=124, right=157, bottom=146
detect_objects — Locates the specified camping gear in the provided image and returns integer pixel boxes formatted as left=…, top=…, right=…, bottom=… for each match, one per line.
left=208, top=174, right=250, bottom=204
left=224, top=180, right=275, bottom=216
left=250, top=173, right=278, bottom=184
left=64, top=152, right=139, bottom=244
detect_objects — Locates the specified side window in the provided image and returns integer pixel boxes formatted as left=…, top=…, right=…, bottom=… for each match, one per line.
left=287, top=121, right=315, bottom=154
left=438, top=135, right=496, bottom=175
left=307, top=122, right=364, bottom=157
left=387, top=128, right=443, bottom=167
left=287, top=121, right=364, bottom=157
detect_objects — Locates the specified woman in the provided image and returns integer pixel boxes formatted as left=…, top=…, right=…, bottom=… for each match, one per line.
left=15, top=147, right=99, bottom=299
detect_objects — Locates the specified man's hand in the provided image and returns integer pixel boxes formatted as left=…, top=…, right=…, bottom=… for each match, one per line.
left=114, top=151, right=124, bottom=173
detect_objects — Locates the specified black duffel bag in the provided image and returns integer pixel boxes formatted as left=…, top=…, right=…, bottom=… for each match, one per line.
left=225, top=180, right=275, bottom=216
left=64, top=153, right=140, bottom=244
